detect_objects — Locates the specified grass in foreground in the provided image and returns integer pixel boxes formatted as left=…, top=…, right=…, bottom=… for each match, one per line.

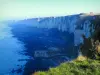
left=33, top=58, right=100, bottom=75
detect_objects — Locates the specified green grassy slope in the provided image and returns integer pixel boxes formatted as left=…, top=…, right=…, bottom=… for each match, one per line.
left=34, top=59, right=100, bottom=75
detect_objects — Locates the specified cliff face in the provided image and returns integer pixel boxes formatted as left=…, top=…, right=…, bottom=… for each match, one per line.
left=38, top=15, right=79, bottom=32
left=22, top=14, right=94, bottom=45
left=39, top=14, right=95, bottom=45
left=11, top=14, right=95, bottom=55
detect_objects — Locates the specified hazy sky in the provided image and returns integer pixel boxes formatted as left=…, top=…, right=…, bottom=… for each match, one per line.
left=0, top=0, right=100, bottom=20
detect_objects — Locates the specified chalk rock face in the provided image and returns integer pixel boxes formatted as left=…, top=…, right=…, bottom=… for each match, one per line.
left=10, top=14, right=95, bottom=58
left=36, top=14, right=93, bottom=45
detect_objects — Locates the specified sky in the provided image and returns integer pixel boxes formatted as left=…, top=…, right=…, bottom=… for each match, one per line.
left=0, top=0, right=100, bottom=20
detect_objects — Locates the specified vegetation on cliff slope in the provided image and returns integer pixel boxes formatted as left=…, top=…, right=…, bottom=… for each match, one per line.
left=33, top=59, right=100, bottom=75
